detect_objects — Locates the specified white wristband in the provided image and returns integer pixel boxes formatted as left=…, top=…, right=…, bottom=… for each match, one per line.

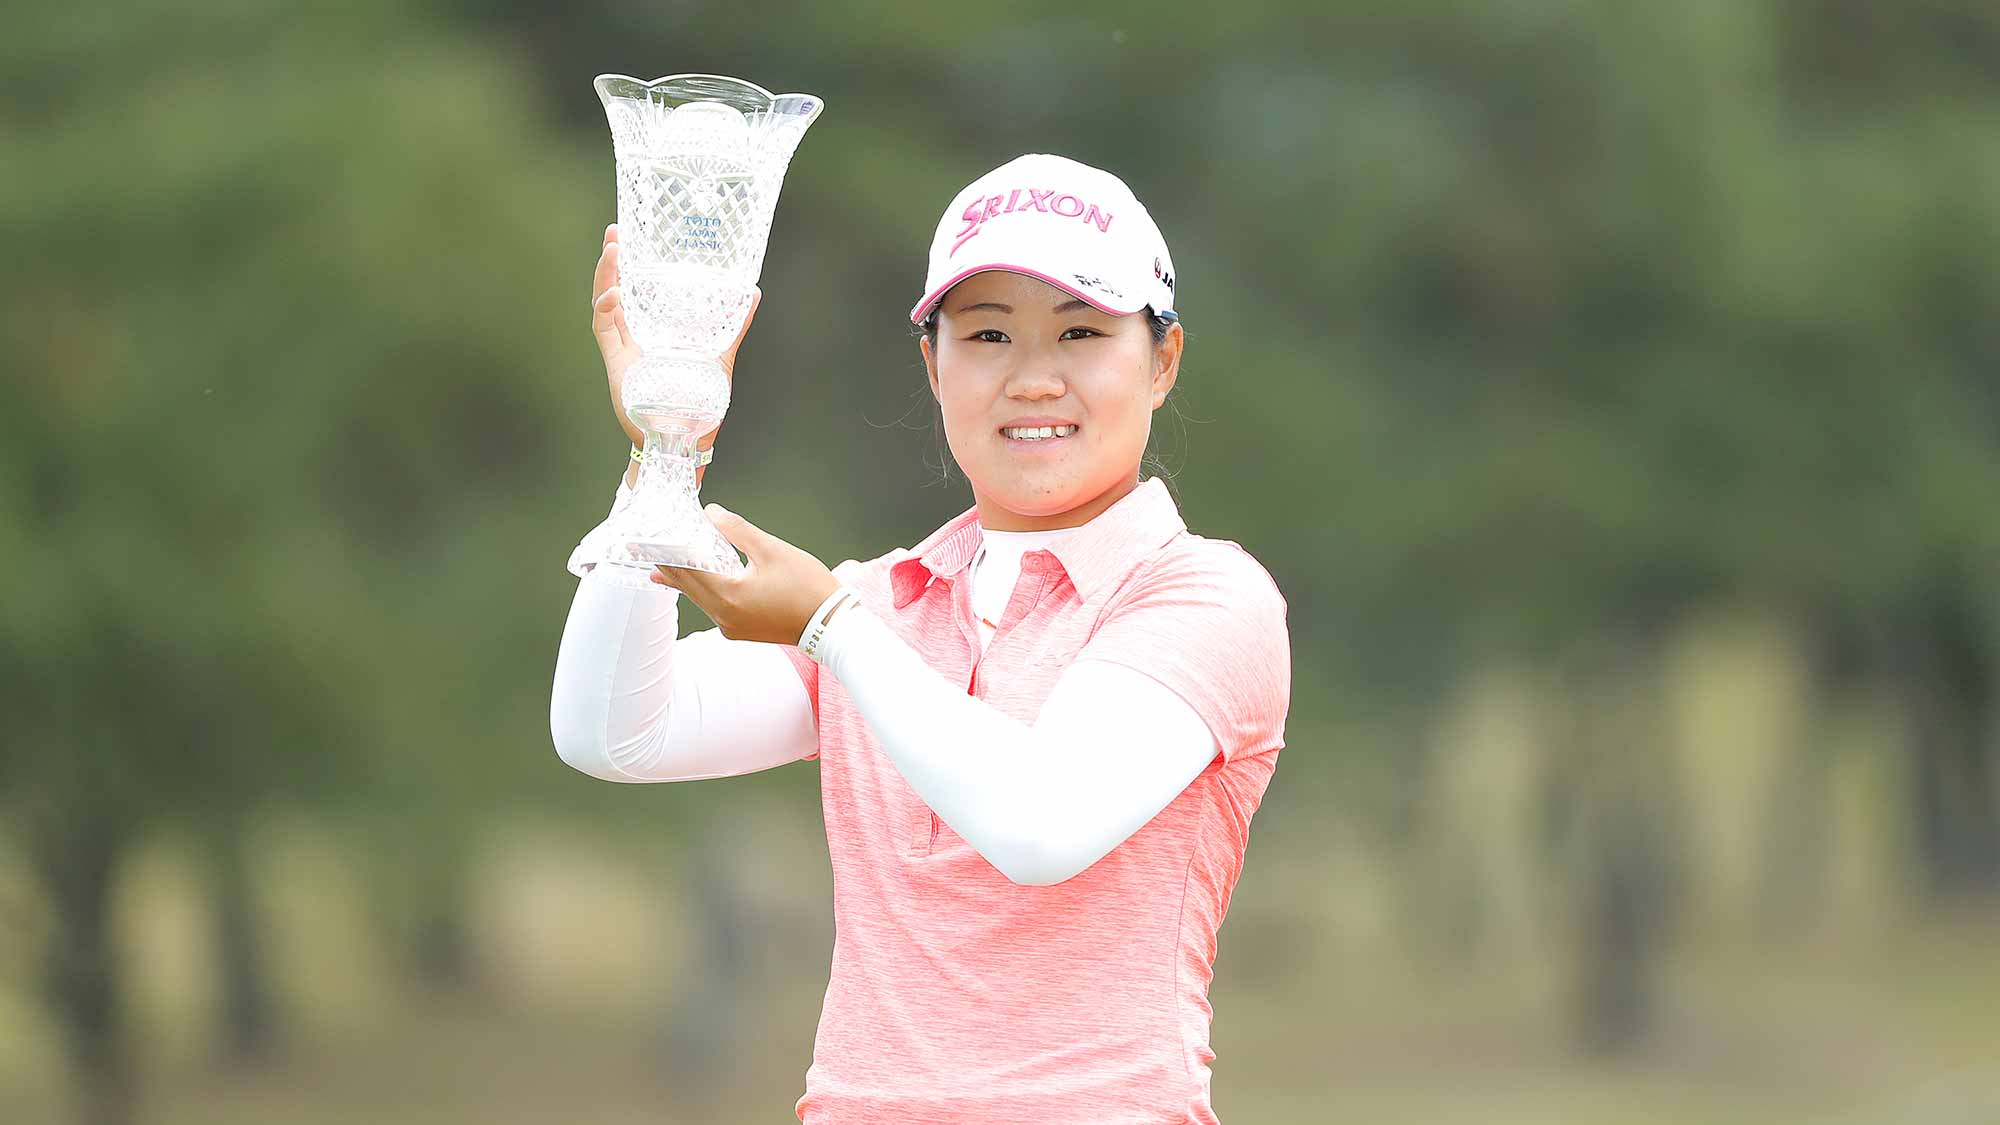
left=799, top=586, right=860, bottom=664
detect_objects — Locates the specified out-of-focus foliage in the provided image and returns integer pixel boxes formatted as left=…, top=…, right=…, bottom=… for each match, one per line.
left=2, top=0, right=618, bottom=821
left=3, top=0, right=1998, bottom=1122
left=1, top=5, right=636, bottom=1114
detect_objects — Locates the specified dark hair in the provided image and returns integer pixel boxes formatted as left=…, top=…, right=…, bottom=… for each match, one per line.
left=913, top=304, right=1186, bottom=490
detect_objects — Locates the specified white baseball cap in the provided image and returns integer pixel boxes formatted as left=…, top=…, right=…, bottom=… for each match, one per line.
left=910, top=153, right=1178, bottom=326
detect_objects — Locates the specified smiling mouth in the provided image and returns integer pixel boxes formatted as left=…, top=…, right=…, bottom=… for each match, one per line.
left=1000, top=424, right=1080, bottom=443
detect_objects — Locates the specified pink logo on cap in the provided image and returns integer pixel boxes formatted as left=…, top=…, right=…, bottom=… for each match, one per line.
left=950, top=187, right=1115, bottom=256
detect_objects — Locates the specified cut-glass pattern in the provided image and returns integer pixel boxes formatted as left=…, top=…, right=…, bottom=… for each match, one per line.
left=584, top=73, right=822, bottom=575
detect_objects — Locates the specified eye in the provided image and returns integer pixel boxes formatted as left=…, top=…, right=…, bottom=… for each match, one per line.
left=966, top=329, right=1009, bottom=343
left=1060, top=326, right=1103, bottom=340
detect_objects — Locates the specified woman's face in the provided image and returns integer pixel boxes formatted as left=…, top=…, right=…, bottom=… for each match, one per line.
left=920, top=270, right=1182, bottom=531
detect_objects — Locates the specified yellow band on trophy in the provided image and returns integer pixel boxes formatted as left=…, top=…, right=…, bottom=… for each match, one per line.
left=630, top=444, right=714, bottom=467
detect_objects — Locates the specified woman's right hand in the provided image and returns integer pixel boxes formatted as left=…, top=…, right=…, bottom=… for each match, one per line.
left=590, top=223, right=761, bottom=450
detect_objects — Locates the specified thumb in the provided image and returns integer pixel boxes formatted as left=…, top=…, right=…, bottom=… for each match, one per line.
left=705, top=503, right=766, bottom=556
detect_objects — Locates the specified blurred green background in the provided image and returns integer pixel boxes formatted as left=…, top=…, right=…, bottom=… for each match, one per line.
left=4, top=1, right=1999, bottom=1122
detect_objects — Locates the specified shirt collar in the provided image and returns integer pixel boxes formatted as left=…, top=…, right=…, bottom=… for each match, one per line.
left=888, top=477, right=1187, bottom=609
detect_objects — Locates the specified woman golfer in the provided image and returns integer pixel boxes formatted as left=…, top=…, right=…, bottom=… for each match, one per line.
left=552, top=153, right=1291, bottom=1125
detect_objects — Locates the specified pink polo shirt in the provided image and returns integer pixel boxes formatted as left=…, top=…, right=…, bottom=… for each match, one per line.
left=782, top=476, right=1291, bottom=1125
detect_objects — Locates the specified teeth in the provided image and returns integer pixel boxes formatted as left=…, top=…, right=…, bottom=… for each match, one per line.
left=1004, top=424, right=1077, bottom=440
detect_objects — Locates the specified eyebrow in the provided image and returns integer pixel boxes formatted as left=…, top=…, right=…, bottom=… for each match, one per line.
left=951, top=298, right=1097, bottom=315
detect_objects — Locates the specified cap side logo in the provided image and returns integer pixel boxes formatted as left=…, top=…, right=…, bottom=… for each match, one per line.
left=950, top=187, right=1115, bottom=256
left=1073, top=274, right=1123, bottom=298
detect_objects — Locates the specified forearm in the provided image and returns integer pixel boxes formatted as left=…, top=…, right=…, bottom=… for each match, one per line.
left=811, top=597, right=1217, bottom=885
left=553, top=529, right=815, bottom=783
left=550, top=573, right=693, bottom=780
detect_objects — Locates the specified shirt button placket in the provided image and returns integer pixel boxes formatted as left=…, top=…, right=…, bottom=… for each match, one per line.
left=917, top=574, right=980, bottom=857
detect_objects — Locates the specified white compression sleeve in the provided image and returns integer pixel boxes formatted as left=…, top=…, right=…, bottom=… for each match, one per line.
left=810, top=595, right=1221, bottom=886
left=550, top=573, right=817, bottom=780
left=550, top=480, right=818, bottom=781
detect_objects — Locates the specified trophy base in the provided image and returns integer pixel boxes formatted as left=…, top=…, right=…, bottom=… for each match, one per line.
left=606, top=520, right=745, bottom=577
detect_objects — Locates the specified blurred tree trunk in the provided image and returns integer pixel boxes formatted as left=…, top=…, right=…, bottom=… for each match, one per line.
left=657, top=805, right=755, bottom=1106
left=1576, top=797, right=1669, bottom=1056
left=1560, top=636, right=1677, bottom=1058
left=29, top=814, right=136, bottom=1125
left=1894, top=585, right=1999, bottom=899
left=359, top=822, right=479, bottom=995
left=202, top=816, right=280, bottom=1067
left=410, top=846, right=476, bottom=992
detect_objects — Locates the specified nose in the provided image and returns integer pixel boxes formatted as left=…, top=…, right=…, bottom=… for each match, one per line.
left=1003, top=357, right=1067, bottom=401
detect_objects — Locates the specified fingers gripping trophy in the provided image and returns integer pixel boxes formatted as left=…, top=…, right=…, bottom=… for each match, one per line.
left=590, top=73, right=822, bottom=577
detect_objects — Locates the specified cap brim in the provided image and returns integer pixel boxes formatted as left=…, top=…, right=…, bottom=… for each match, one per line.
left=909, top=263, right=1146, bottom=325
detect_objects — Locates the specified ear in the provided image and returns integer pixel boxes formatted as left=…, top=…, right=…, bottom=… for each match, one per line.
left=1149, top=320, right=1183, bottom=409
left=920, top=334, right=941, bottom=404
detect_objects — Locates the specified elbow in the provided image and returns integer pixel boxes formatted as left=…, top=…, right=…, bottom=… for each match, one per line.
left=549, top=716, right=606, bottom=780
left=968, top=803, right=1109, bottom=886
left=989, top=833, right=1097, bottom=887
left=549, top=696, right=628, bottom=783
left=1002, top=865, right=1079, bottom=888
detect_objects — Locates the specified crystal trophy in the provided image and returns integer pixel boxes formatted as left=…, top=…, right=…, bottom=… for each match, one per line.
left=592, top=73, right=822, bottom=576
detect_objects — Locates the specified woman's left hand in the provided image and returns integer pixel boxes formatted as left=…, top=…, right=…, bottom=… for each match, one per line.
left=651, top=504, right=842, bottom=646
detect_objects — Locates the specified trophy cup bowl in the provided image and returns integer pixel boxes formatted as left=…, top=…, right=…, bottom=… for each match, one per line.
left=592, top=74, right=822, bottom=576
